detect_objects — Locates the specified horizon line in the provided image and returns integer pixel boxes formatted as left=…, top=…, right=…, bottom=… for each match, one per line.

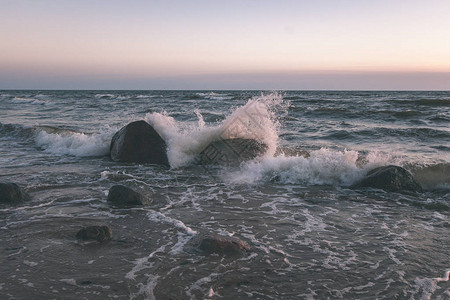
left=1, top=88, right=449, bottom=92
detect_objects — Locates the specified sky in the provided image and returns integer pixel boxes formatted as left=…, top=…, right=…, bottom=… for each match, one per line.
left=1, top=0, right=449, bottom=90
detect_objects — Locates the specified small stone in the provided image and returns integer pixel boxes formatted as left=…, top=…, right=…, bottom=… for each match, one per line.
left=0, top=182, right=31, bottom=205
left=107, top=185, right=146, bottom=207
left=195, top=233, right=251, bottom=256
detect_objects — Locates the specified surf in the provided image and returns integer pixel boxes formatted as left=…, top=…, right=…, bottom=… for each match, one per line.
left=145, top=92, right=285, bottom=168
left=16, top=91, right=447, bottom=190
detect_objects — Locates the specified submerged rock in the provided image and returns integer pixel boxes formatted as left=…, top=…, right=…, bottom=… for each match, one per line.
left=107, top=185, right=147, bottom=207
left=110, top=120, right=169, bottom=166
left=196, top=138, right=268, bottom=166
left=0, top=182, right=31, bottom=205
left=194, top=233, right=251, bottom=256
left=351, top=165, right=422, bottom=192
left=76, top=225, right=112, bottom=242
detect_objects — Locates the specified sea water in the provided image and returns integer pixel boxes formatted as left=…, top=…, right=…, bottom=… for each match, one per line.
left=0, top=90, right=449, bottom=299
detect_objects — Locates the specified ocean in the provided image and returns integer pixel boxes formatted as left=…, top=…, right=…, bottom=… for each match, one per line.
left=0, top=90, right=449, bottom=299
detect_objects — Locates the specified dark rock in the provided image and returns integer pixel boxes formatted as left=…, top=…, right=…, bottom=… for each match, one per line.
left=107, top=185, right=146, bottom=207
left=194, top=233, right=251, bottom=256
left=0, top=182, right=31, bottom=204
left=196, top=138, right=268, bottom=166
left=351, top=165, right=423, bottom=192
left=76, top=225, right=112, bottom=242
left=110, top=120, right=169, bottom=166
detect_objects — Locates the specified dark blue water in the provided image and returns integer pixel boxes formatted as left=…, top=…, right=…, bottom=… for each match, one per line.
left=0, top=90, right=449, bottom=299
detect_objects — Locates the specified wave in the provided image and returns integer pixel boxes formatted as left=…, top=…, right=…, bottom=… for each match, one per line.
left=94, top=93, right=116, bottom=99
left=0, top=123, right=35, bottom=140
left=11, top=96, right=51, bottom=105
left=430, top=115, right=449, bottom=122
left=220, top=149, right=449, bottom=190
left=34, top=127, right=114, bottom=157
left=222, top=148, right=402, bottom=186
left=381, top=127, right=449, bottom=139
left=94, top=93, right=135, bottom=101
left=312, top=107, right=350, bottom=114
left=1, top=123, right=113, bottom=157
left=18, top=92, right=282, bottom=164
left=393, top=110, right=423, bottom=118
left=2, top=93, right=279, bottom=161
left=146, top=92, right=285, bottom=168
left=196, top=92, right=234, bottom=100
left=136, top=95, right=158, bottom=99
left=414, top=98, right=450, bottom=107
left=1, top=123, right=84, bottom=142
left=410, top=163, right=450, bottom=190
left=322, top=127, right=450, bottom=141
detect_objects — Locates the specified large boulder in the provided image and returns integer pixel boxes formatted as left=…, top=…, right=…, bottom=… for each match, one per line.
left=351, top=165, right=423, bottom=192
left=0, top=182, right=31, bottom=205
left=107, top=185, right=147, bottom=207
left=196, top=138, right=268, bottom=166
left=193, top=233, right=251, bottom=256
left=110, top=120, right=169, bottom=166
left=76, top=225, right=112, bottom=242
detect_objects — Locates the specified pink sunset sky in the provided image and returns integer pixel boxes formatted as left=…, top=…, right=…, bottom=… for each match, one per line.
left=1, top=0, right=449, bottom=90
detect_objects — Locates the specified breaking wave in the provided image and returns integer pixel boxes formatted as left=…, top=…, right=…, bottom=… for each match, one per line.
left=34, top=127, right=115, bottom=157
left=223, top=148, right=407, bottom=186
left=146, top=92, right=285, bottom=168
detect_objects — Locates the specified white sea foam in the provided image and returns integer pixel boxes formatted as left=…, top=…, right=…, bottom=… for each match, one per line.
left=146, top=92, right=284, bottom=168
left=126, top=245, right=167, bottom=280
left=60, top=278, right=77, bottom=286
left=414, top=269, right=450, bottom=300
left=223, top=147, right=405, bottom=186
left=196, top=92, right=233, bottom=100
left=224, top=149, right=360, bottom=186
left=146, top=211, right=197, bottom=235
left=170, top=232, right=195, bottom=255
left=127, top=245, right=167, bottom=300
left=363, top=150, right=406, bottom=169
left=186, top=273, right=220, bottom=299
left=23, top=260, right=38, bottom=267
left=132, top=275, right=159, bottom=300
left=12, top=96, right=51, bottom=105
left=116, top=95, right=131, bottom=100
left=35, top=128, right=114, bottom=157
left=136, top=94, right=158, bottom=99
left=94, top=93, right=115, bottom=99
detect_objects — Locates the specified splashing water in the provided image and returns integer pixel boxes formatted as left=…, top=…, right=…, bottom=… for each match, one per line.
left=145, top=92, right=285, bottom=168
left=34, top=128, right=114, bottom=157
